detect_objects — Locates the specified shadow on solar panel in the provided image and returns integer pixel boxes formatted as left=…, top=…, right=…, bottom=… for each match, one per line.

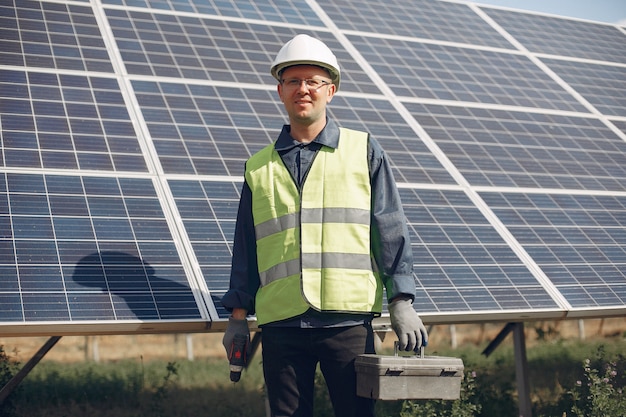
left=71, top=251, right=193, bottom=320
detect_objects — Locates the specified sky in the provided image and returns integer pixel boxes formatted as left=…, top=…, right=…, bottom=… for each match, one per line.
left=457, top=0, right=626, bottom=25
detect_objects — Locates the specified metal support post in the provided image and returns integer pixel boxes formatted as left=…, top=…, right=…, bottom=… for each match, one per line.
left=513, top=323, right=532, bottom=417
left=0, top=336, right=62, bottom=404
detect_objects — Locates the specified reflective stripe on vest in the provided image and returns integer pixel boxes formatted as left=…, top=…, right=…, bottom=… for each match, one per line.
left=245, top=128, right=383, bottom=325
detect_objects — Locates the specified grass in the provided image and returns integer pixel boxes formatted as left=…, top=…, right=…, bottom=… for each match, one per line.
left=1, top=334, right=625, bottom=417
left=4, top=354, right=267, bottom=417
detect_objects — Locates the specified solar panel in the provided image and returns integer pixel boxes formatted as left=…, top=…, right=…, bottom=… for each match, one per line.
left=1, top=0, right=625, bottom=335
left=349, top=35, right=589, bottom=111
left=482, top=7, right=626, bottom=64
left=402, top=188, right=561, bottom=318
left=317, top=0, right=514, bottom=48
left=538, top=58, right=626, bottom=117
left=2, top=1, right=113, bottom=72
left=481, top=191, right=626, bottom=314
left=0, top=172, right=207, bottom=333
left=1, top=70, right=146, bottom=172
left=403, top=103, right=626, bottom=190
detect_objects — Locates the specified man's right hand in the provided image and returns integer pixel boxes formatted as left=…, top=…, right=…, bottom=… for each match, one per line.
left=222, top=316, right=251, bottom=360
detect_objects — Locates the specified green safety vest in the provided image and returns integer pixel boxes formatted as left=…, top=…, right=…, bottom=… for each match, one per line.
left=245, top=128, right=383, bottom=325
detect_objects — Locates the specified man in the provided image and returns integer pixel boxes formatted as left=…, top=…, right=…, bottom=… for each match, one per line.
left=222, top=34, right=428, bottom=417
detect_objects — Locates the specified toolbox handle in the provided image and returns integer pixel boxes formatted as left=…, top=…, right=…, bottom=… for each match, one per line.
left=394, top=341, right=425, bottom=358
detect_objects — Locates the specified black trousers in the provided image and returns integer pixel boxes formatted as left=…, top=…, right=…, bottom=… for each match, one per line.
left=261, top=324, right=376, bottom=417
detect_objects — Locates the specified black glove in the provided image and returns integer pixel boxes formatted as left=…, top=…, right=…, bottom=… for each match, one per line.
left=389, top=298, right=428, bottom=352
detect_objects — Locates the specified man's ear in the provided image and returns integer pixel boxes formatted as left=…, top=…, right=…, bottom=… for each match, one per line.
left=277, top=83, right=284, bottom=102
left=326, top=84, right=336, bottom=103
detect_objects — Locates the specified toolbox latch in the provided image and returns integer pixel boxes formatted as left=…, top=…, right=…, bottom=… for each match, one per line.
left=440, top=368, right=457, bottom=377
left=386, top=367, right=404, bottom=376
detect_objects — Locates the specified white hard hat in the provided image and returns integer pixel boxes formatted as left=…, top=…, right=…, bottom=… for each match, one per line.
left=270, top=34, right=341, bottom=90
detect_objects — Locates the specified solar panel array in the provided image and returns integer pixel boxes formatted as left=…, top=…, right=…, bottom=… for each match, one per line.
left=1, top=0, right=625, bottom=335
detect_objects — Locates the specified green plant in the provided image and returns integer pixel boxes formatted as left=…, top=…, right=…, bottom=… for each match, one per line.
left=0, top=345, right=20, bottom=417
left=399, top=370, right=482, bottom=417
left=569, top=347, right=626, bottom=417
left=146, top=361, right=179, bottom=417
left=534, top=322, right=561, bottom=341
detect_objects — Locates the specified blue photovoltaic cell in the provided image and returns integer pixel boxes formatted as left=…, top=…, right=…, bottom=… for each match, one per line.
left=612, top=120, right=626, bottom=135
left=107, top=9, right=380, bottom=94
left=169, top=179, right=241, bottom=319
left=317, top=0, right=513, bottom=49
left=401, top=188, right=559, bottom=313
left=481, top=192, right=626, bottom=309
left=101, top=0, right=324, bottom=26
left=328, top=96, right=456, bottom=185
left=0, top=0, right=113, bottom=72
left=404, top=103, right=626, bottom=191
left=483, top=7, right=626, bottom=65
left=0, top=173, right=202, bottom=322
left=132, top=81, right=280, bottom=176
left=0, top=69, right=148, bottom=172
left=348, top=34, right=588, bottom=112
left=541, top=58, right=626, bottom=118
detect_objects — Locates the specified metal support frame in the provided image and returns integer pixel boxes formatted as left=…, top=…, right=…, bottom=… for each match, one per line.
left=247, top=331, right=262, bottom=370
left=482, top=322, right=532, bottom=417
left=513, top=323, right=532, bottom=417
left=0, top=336, right=62, bottom=404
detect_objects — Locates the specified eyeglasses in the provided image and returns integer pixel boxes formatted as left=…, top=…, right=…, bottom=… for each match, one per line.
left=280, top=78, right=331, bottom=91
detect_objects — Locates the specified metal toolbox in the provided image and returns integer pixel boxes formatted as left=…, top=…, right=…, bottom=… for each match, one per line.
left=355, top=345, right=464, bottom=400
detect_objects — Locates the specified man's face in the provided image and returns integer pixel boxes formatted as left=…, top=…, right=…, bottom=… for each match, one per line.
left=277, top=65, right=336, bottom=127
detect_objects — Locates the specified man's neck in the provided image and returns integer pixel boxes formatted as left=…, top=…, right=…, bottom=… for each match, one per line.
left=289, top=118, right=326, bottom=143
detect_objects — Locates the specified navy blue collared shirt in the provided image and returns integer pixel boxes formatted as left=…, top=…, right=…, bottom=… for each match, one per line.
left=221, top=118, right=415, bottom=327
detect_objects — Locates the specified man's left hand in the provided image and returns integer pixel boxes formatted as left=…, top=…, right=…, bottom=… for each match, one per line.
left=388, top=298, right=428, bottom=352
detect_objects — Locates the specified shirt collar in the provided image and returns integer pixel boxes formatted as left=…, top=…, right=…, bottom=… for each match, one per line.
left=274, top=117, right=340, bottom=151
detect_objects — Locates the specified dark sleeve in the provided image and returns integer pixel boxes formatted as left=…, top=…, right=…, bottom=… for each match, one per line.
left=368, top=137, right=416, bottom=301
left=220, top=180, right=260, bottom=314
